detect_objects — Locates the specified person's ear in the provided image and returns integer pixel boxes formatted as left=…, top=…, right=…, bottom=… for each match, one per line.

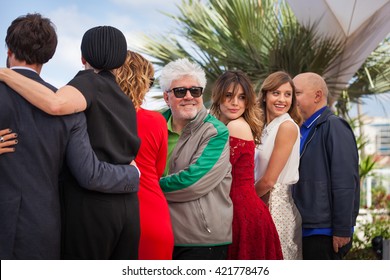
left=314, top=90, right=323, bottom=103
left=81, top=57, right=87, bottom=65
left=6, top=50, right=12, bottom=68
left=163, top=91, right=170, bottom=106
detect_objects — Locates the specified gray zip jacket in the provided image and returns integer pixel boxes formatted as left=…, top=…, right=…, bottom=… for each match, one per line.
left=160, top=107, right=233, bottom=246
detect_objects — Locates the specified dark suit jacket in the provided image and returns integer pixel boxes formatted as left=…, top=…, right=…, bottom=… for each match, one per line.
left=0, top=69, right=139, bottom=259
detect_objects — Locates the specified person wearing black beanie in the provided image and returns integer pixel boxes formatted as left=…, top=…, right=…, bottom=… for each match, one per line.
left=81, top=26, right=127, bottom=70
left=0, top=25, right=141, bottom=260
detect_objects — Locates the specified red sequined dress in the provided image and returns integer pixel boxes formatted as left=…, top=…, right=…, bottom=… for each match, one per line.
left=227, top=136, right=283, bottom=260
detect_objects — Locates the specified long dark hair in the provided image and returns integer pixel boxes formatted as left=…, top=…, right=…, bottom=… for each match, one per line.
left=210, top=70, right=264, bottom=144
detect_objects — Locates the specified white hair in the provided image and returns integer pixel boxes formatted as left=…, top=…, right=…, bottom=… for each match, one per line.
left=159, top=58, right=207, bottom=91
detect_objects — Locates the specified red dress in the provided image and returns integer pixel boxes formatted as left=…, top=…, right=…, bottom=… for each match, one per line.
left=136, top=108, right=174, bottom=259
left=227, top=136, right=283, bottom=260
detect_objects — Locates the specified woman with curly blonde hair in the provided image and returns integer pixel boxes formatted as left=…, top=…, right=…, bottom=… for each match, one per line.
left=210, top=70, right=283, bottom=260
left=116, top=51, right=154, bottom=109
left=116, top=51, right=174, bottom=259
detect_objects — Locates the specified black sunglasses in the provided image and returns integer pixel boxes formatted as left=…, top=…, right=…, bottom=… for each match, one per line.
left=149, top=77, right=155, bottom=88
left=167, top=87, right=203, bottom=98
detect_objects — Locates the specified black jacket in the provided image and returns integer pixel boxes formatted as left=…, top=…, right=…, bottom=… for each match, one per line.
left=0, top=69, right=137, bottom=259
left=292, top=107, right=360, bottom=237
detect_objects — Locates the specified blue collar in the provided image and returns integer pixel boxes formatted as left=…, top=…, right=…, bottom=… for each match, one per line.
left=300, top=106, right=327, bottom=154
left=302, top=106, right=327, bottom=129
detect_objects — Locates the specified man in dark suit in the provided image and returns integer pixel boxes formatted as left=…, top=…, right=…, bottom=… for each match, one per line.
left=0, top=13, right=140, bottom=259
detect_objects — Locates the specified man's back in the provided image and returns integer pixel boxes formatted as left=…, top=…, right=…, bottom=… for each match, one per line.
left=0, top=69, right=86, bottom=259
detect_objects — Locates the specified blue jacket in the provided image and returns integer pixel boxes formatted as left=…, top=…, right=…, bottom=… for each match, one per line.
left=292, top=107, right=360, bottom=237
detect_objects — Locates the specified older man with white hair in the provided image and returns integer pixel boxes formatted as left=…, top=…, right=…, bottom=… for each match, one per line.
left=159, top=58, right=233, bottom=260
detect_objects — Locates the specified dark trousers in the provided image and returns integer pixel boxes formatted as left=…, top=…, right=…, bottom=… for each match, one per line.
left=61, top=180, right=140, bottom=260
left=173, top=245, right=228, bottom=260
left=303, top=235, right=352, bottom=260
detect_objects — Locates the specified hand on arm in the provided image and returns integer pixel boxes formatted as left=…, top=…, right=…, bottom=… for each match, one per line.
left=130, top=160, right=141, bottom=178
left=255, top=121, right=298, bottom=197
left=0, top=68, right=87, bottom=115
left=0, top=128, right=18, bottom=155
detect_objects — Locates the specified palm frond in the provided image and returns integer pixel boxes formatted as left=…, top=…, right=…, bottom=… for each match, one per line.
left=132, top=0, right=387, bottom=107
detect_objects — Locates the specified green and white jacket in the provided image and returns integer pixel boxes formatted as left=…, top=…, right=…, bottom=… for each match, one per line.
left=160, top=106, right=233, bottom=246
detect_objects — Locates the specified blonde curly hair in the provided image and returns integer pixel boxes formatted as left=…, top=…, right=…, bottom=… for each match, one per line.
left=115, top=50, right=154, bottom=109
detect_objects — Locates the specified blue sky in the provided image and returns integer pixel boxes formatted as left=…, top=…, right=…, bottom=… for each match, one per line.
left=1, top=0, right=389, bottom=117
left=0, top=0, right=181, bottom=86
left=349, top=94, right=390, bottom=118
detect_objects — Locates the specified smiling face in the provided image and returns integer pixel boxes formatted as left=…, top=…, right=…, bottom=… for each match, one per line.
left=163, top=75, right=203, bottom=132
left=265, top=82, right=292, bottom=123
left=219, top=84, right=246, bottom=124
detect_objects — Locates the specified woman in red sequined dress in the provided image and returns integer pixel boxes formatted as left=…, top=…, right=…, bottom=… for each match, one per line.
left=210, top=70, right=283, bottom=260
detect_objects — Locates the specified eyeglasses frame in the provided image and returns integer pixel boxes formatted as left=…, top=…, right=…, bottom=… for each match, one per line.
left=166, top=86, right=204, bottom=98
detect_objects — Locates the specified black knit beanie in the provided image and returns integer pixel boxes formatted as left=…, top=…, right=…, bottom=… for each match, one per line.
left=81, top=26, right=127, bottom=70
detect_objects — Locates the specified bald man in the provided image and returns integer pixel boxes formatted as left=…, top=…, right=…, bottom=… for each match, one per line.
left=292, top=72, right=360, bottom=260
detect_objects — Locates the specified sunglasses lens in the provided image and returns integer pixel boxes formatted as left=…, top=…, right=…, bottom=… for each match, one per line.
left=173, top=88, right=187, bottom=98
left=189, top=87, right=202, bottom=97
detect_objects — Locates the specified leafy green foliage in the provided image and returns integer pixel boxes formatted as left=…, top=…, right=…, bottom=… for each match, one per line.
left=135, top=0, right=389, bottom=107
left=347, top=214, right=390, bottom=259
left=360, top=155, right=377, bottom=180
left=342, top=115, right=377, bottom=181
left=135, top=0, right=345, bottom=96
left=348, top=37, right=390, bottom=100
left=371, top=186, right=390, bottom=210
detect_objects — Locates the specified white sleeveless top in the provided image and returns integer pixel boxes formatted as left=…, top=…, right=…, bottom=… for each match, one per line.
left=254, top=113, right=302, bottom=259
left=254, top=113, right=300, bottom=184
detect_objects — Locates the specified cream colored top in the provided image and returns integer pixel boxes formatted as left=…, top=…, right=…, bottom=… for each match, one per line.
left=254, top=113, right=300, bottom=184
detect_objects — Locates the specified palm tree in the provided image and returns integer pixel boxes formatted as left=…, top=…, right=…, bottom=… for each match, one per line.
left=337, top=37, right=390, bottom=118
left=135, top=0, right=345, bottom=98
left=136, top=0, right=389, bottom=106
